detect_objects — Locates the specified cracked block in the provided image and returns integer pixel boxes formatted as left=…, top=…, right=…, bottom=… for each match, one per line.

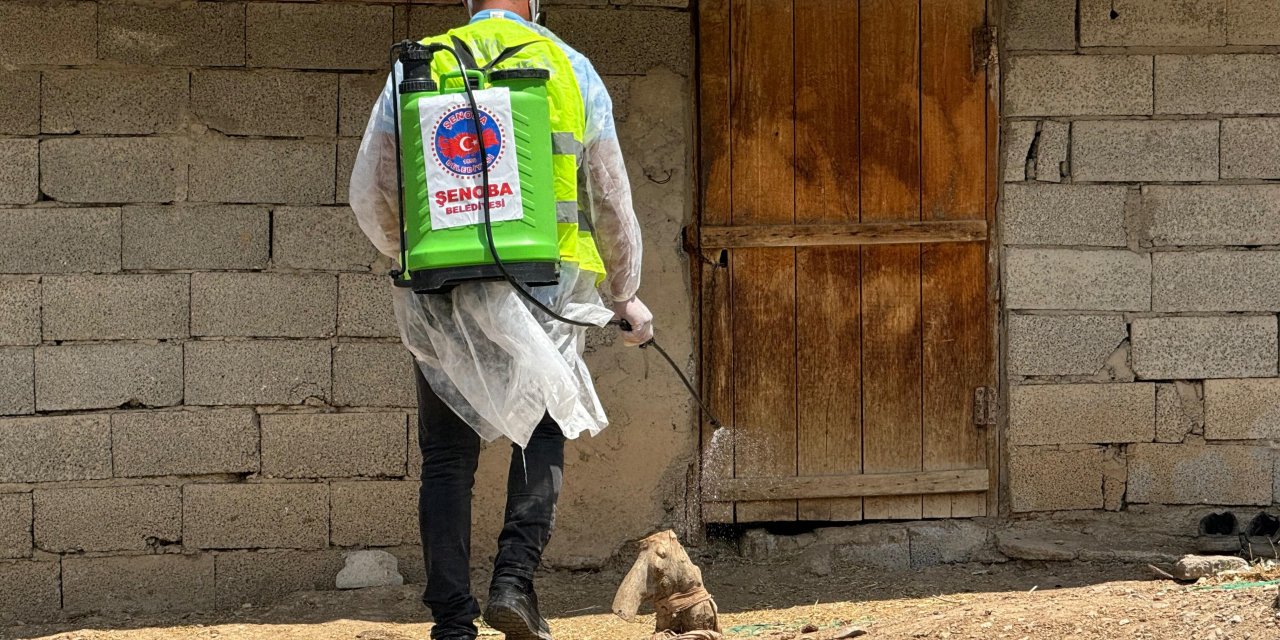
left=34, top=485, right=180, bottom=553
left=1156, top=382, right=1203, bottom=443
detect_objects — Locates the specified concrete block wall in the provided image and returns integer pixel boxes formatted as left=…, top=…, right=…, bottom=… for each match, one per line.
left=1002, top=0, right=1280, bottom=515
left=0, top=0, right=694, bottom=622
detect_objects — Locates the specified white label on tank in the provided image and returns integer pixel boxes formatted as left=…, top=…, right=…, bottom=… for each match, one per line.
left=418, top=88, right=524, bottom=231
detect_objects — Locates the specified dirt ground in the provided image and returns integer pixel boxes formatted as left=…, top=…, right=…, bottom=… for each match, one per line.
left=8, top=556, right=1280, bottom=640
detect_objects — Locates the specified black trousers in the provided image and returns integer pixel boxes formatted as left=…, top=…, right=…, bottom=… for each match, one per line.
left=415, top=365, right=565, bottom=640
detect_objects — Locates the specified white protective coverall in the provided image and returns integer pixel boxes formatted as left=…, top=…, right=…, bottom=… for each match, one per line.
left=348, top=10, right=646, bottom=448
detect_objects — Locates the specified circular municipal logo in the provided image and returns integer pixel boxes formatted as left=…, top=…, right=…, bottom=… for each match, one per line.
left=432, top=105, right=504, bottom=177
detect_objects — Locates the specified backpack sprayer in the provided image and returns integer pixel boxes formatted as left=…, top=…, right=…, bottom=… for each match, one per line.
left=387, top=38, right=721, bottom=429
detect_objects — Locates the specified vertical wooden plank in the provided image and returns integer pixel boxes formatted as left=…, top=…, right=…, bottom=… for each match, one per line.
left=984, top=0, right=1003, bottom=519
left=698, top=0, right=734, bottom=526
left=729, top=0, right=797, bottom=522
left=794, top=0, right=861, bottom=522
left=920, top=0, right=989, bottom=519
left=859, top=0, right=923, bottom=521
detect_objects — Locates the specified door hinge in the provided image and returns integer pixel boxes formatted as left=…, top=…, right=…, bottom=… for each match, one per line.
left=972, top=24, right=998, bottom=72
left=973, top=387, right=997, bottom=426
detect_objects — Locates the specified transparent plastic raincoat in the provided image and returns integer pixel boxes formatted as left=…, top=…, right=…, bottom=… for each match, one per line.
left=348, top=10, right=644, bottom=448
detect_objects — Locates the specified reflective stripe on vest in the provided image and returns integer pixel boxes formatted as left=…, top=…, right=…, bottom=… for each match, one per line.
left=420, top=19, right=606, bottom=282
left=556, top=200, right=577, bottom=223
left=551, top=132, right=584, bottom=159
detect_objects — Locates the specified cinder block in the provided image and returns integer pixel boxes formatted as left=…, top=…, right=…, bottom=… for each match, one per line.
left=1034, top=120, right=1069, bottom=182
left=113, top=409, right=259, bottom=478
left=546, top=8, right=691, bottom=75
left=190, top=138, right=335, bottom=204
left=337, top=138, right=360, bottom=205
left=193, top=70, right=338, bottom=137
left=247, top=3, right=393, bottom=70
left=1073, top=120, right=1219, bottom=183
left=0, top=560, right=60, bottom=623
left=1005, top=56, right=1153, bottom=116
left=0, top=348, right=33, bottom=416
left=1131, top=316, right=1278, bottom=379
left=386, top=545, right=426, bottom=584
left=1157, top=55, right=1280, bottom=115
left=191, top=273, right=337, bottom=338
left=1145, top=185, right=1280, bottom=246
left=1156, top=381, right=1202, bottom=443
left=0, top=493, right=31, bottom=559
left=1230, top=0, right=1280, bottom=44
left=408, top=418, right=423, bottom=479
left=185, top=340, right=332, bottom=405
left=0, top=207, right=121, bottom=274
left=1010, top=383, right=1155, bottom=445
left=1081, top=0, right=1227, bottom=47
left=43, top=275, right=189, bottom=340
left=1004, top=249, right=1150, bottom=311
left=0, top=278, right=39, bottom=346
left=36, top=343, right=183, bottom=412
left=603, top=76, right=637, bottom=123
left=1001, top=184, right=1127, bottom=246
left=815, top=525, right=910, bottom=571
left=273, top=206, right=379, bottom=271
left=1005, top=0, right=1077, bottom=50
left=1129, top=443, right=1271, bottom=505
left=215, top=549, right=344, bottom=608
left=0, top=72, right=39, bottom=135
left=41, top=138, right=184, bottom=204
left=1222, top=118, right=1280, bottom=179
left=0, top=140, right=38, bottom=205
left=100, top=2, right=245, bottom=66
left=333, top=343, right=417, bottom=408
left=43, top=69, right=188, bottom=135
left=407, top=4, right=469, bottom=39
left=340, top=74, right=385, bottom=137
left=123, top=205, right=270, bottom=270
left=35, top=485, right=181, bottom=553
left=0, top=414, right=111, bottom=483
left=1002, top=121, right=1036, bottom=182
left=184, top=483, right=329, bottom=550
left=1009, top=314, right=1128, bottom=376
left=330, top=481, right=419, bottom=547
left=1009, top=445, right=1107, bottom=512
left=63, top=554, right=214, bottom=615
left=907, top=521, right=992, bottom=568
left=1205, top=379, right=1280, bottom=440
left=1154, top=251, right=1280, bottom=311
left=339, top=274, right=398, bottom=337
left=0, top=1, right=96, bottom=65
left=260, top=412, right=407, bottom=479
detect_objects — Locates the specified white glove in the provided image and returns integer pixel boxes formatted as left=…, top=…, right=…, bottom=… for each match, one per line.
left=611, top=296, right=654, bottom=347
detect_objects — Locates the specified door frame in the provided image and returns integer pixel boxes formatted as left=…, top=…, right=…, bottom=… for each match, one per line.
left=682, top=0, right=1005, bottom=541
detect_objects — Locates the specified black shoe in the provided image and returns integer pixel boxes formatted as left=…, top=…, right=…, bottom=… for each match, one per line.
left=483, top=580, right=552, bottom=640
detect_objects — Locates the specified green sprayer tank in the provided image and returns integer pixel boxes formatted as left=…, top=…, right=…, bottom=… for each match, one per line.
left=394, top=43, right=559, bottom=294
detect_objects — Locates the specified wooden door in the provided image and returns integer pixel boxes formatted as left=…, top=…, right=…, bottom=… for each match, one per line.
left=695, top=0, right=998, bottom=524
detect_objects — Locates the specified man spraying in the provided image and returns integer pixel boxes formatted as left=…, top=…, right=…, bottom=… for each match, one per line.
left=347, top=1, right=652, bottom=639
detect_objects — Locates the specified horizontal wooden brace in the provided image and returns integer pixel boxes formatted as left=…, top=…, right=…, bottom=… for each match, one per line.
left=700, top=220, right=988, bottom=249
left=704, top=469, right=989, bottom=502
